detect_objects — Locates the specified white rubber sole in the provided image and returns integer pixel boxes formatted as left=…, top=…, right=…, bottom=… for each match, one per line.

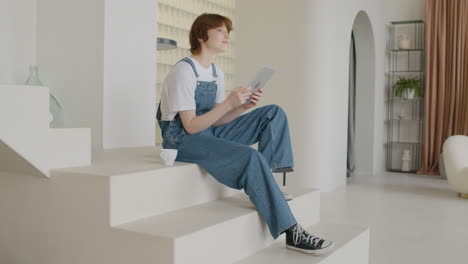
left=286, top=242, right=335, bottom=255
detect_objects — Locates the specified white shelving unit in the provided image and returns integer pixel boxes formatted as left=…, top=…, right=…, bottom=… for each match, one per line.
left=386, top=20, right=425, bottom=173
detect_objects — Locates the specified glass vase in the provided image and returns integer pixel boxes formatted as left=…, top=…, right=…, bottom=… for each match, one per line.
left=25, top=65, right=64, bottom=128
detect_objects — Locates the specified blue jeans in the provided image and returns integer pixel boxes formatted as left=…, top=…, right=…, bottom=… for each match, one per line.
left=168, top=105, right=297, bottom=239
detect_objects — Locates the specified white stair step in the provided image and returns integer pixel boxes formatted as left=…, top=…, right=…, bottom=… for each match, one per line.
left=236, top=224, right=370, bottom=264
left=0, top=128, right=91, bottom=177
left=57, top=147, right=241, bottom=226
left=47, top=128, right=91, bottom=169
left=116, top=188, right=320, bottom=264
left=0, top=139, right=44, bottom=177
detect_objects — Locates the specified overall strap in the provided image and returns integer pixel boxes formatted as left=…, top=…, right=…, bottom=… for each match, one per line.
left=181, top=57, right=200, bottom=78
left=180, top=57, right=218, bottom=79
left=211, top=63, right=218, bottom=78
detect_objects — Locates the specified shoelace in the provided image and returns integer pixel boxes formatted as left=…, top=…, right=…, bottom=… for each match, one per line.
left=292, top=225, right=322, bottom=247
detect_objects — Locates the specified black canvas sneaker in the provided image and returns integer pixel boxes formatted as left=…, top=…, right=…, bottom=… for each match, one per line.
left=286, top=224, right=335, bottom=255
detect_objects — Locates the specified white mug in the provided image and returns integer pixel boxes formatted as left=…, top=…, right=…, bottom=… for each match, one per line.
left=160, top=149, right=178, bottom=165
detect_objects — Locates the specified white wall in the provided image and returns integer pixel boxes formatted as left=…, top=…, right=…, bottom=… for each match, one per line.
left=385, top=0, right=426, bottom=21
left=234, top=0, right=310, bottom=188
left=236, top=0, right=425, bottom=191
left=103, top=0, right=156, bottom=149
left=36, top=0, right=105, bottom=151
left=35, top=0, right=156, bottom=151
left=235, top=0, right=381, bottom=191
left=0, top=0, right=36, bottom=85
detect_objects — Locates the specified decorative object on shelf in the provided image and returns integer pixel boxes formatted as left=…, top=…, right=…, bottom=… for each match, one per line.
left=386, top=20, right=425, bottom=173
left=25, top=65, right=64, bottom=128
left=157, top=37, right=177, bottom=51
left=393, top=76, right=422, bottom=100
left=398, top=34, right=410, bottom=49
left=398, top=108, right=407, bottom=120
left=401, top=149, right=412, bottom=171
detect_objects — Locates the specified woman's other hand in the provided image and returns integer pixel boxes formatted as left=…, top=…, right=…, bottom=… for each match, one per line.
left=241, top=88, right=263, bottom=110
left=225, top=86, right=252, bottom=109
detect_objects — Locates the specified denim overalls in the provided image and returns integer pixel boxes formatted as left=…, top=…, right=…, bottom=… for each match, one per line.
left=157, top=57, right=297, bottom=239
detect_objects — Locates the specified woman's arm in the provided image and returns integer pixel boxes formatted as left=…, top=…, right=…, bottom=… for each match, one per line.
left=179, top=86, right=252, bottom=134
left=213, top=106, right=246, bottom=127
left=213, top=88, right=263, bottom=127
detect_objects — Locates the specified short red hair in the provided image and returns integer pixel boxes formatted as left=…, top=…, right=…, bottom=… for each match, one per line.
left=189, top=13, right=233, bottom=55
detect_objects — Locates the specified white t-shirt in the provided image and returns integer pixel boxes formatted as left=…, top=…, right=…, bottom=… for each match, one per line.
left=159, top=57, right=226, bottom=121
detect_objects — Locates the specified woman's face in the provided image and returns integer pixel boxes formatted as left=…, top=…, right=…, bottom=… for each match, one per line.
left=202, top=25, right=230, bottom=54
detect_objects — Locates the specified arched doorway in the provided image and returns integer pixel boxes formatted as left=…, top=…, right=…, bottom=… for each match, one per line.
left=347, top=10, right=376, bottom=178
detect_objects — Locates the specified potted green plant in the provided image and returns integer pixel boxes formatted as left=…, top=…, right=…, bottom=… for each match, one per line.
left=393, top=76, right=422, bottom=100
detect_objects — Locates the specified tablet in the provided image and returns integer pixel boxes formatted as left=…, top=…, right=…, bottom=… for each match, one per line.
left=244, top=66, right=275, bottom=104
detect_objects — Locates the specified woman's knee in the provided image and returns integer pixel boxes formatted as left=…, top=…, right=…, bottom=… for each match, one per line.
left=266, top=104, right=285, bottom=115
left=263, top=104, right=287, bottom=122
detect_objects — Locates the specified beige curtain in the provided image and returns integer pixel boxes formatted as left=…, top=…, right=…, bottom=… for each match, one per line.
left=419, top=0, right=468, bottom=175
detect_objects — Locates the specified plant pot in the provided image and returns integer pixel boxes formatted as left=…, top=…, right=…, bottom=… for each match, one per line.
left=402, top=89, right=415, bottom=100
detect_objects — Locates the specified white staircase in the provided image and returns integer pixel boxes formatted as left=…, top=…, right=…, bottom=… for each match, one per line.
left=0, top=87, right=369, bottom=264
left=117, top=186, right=319, bottom=264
